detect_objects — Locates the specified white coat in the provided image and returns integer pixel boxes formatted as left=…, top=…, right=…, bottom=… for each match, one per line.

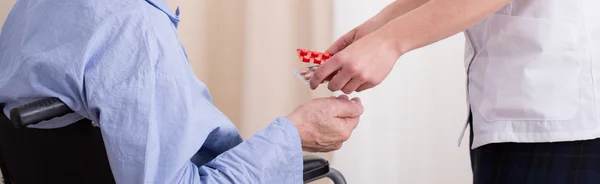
left=461, top=0, right=600, bottom=149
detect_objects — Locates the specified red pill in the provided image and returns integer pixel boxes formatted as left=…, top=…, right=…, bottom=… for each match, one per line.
left=302, top=56, right=311, bottom=62
left=314, top=58, right=322, bottom=64
left=311, top=51, right=319, bottom=57
left=298, top=49, right=309, bottom=56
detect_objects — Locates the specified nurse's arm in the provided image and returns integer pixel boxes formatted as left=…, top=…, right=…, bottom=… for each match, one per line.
left=380, top=0, right=512, bottom=54
left=370, top=0, right=431, bottom=26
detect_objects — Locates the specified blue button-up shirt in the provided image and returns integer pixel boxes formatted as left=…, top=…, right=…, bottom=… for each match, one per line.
left=0, top=0, right=303, bottom=183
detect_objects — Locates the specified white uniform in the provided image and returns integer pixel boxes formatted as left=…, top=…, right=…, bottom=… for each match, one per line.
left=462, top=0, right=600, bottom=148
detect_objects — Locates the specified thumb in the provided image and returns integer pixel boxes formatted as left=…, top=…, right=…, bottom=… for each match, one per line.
left=351, top=97, right=361, bottom=104
left=325, top=29, right=357, bottom=55
left=333, top=97, right=364, bottom=118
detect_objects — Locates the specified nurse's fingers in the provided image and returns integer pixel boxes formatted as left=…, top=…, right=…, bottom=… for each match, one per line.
left=341, top=78, right=366, bottom=94
left=356, top=82, right=377, bottom=92
left=327, top=66, right=355, bottom=92
left=310, top=59, right=342, bottom=90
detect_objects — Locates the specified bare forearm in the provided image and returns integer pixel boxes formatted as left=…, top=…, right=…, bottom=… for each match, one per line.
left=379, top=0, right=512, bottom=54
left=371, top=0, right=431, bottom=24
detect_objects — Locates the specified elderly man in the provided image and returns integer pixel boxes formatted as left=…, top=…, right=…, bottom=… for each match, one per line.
left=308, top=0, right=600, bottom=183
left=0, top=0, right=363, bottom=183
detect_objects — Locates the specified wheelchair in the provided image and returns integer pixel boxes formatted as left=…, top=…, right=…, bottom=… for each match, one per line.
left=0, top=97, right=346, bottom=184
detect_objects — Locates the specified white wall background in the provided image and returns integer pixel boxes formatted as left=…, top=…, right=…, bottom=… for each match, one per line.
left=330, top=1, right=473, bottom=183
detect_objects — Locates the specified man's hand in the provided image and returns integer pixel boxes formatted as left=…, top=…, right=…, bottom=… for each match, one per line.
left=309, top=28, right=402, bottom=94
left=286, top=95, right=363, bottom=152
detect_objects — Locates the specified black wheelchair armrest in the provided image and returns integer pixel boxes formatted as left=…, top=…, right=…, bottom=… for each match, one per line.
left=303, top=155, right=329, bottom=179
left=9, top=97, right=73, bottom=128
left=302, top=155, right=346, bottom=184
left=7, top=98, right=347, bottom=184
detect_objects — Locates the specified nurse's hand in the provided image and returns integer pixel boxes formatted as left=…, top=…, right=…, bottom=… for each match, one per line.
left=309, top=28, right=402, bottom=94
left=301, top=18, right=388, bottom=83
left=286, top=95, right=363, bottom=152
left=326, top=18, right=387, bottom=56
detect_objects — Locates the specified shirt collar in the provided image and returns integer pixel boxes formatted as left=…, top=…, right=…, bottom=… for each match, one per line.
left=145, top=0, right=181, bottom=27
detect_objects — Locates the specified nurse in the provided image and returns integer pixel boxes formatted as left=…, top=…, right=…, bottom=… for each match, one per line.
left=310, top=0, right=600, bottom=183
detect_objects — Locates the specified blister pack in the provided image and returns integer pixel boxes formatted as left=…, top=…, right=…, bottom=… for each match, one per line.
left=295, top=48, right=330, bottom=84
left=295, top=65, right=320, bottom=84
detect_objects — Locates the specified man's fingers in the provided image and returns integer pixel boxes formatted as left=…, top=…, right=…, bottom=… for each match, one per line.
left=337, top=94, right=349, bottom=100
left=325, top=143, right=344, bottom=152
left=351, top=97, right=361, bottom=104
left=303, top=142, right=345, bottom=152
left=318, top=143, right=344, bottom=152
left=334, top=98, right=364, bottom=118
left=333, top=143, right=344, bottom=151
left=309, top=59, right=342, bottom=89
left=344, top=117, right=361, bottom=130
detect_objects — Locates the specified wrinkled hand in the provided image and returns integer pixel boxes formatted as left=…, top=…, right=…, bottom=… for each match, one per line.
left=309, top=28, right=402, bottom=94
left=286, top=95, right=363, bottom=152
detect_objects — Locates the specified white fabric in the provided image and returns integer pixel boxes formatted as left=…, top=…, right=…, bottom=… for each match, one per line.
left=464, top=0, right=600, bottom=148
left=331, top=1, right=472, bottom=184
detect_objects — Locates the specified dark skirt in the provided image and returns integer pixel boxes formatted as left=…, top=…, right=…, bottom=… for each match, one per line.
left=469, top=118, right=600, bottom=184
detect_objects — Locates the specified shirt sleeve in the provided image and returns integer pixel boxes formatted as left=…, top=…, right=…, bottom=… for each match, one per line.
left=86, top=68, right=303, bottom=184
left=81, top=6, right=304, bottom=183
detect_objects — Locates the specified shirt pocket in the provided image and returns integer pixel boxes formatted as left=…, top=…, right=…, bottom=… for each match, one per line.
left=476, top=14, right=584, bottom=122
